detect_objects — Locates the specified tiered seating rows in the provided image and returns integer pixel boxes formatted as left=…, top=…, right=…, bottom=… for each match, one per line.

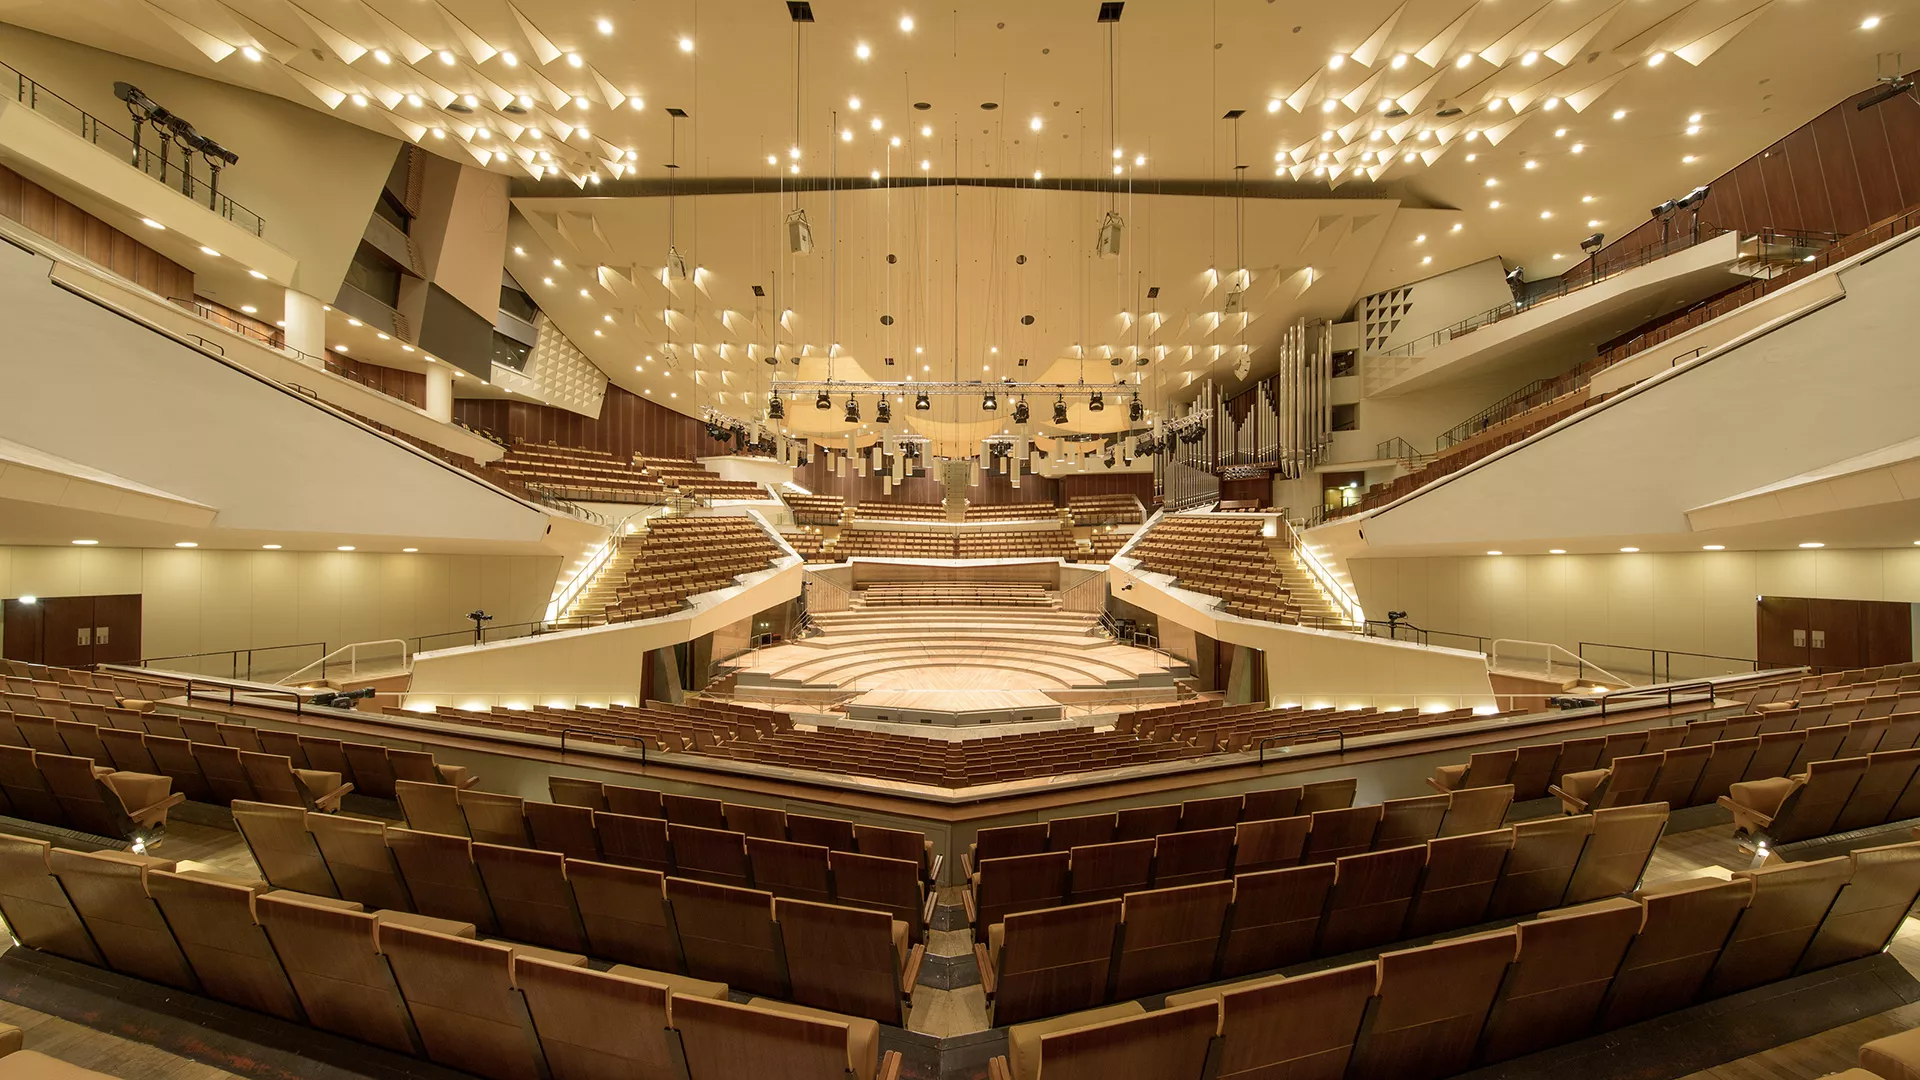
left=778, top=528, right=834, bottom=563
left=853, top=501, right=947, bottom=522
left=633, top=456, right=768, bottom=500
left=780, top=490, right=846, bottom=525
left=1121, top=699, right=1526, bottom=753
left=1128, top=515, right=1302, bottom=623
left=1742, top=665, right=1920, bottom=706
left=601, top=516, right=783, bottom=623
left=976, top=800, right=1663, bottom=1025
left=860, top=583, right=1055, bottom=608
left=834, top=528, right=1076, bottom=560
left=964, top=502, right=1061, bottom=522
left=0, top=833, right=902, bottom=1080
left=1067, top=494, right=1145, bottom=526
left=1083, top=531, right=1132, bottom=561
left=1, top=660, right=188, bottom=711
left=994, top=838, right=1920, bottom=1080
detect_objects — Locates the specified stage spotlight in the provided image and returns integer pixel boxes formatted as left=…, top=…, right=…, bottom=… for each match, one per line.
left=1104, top=451, right=1116, bottom=469
left=915, top=390, right=930, bottom=410
left=768, top=395, right=785, bottom=419
left=1096, top=210, right=1124, bottom=258
left=982, top=390, right=998, bottom=410
left=816, top=390, right=831, bottom=409
left=1088, top=391, right=1104, bottom=412
left=844, top=396, right=860, bottom=423
left=875, top=397, right=891, bottom=424
left=1012, top=398, right=1030, bottom=424
left=1675, top=185, right=1711, bottom=210
left=1505, top=266, right=1526, bottom=288
left=1128, top=394, right=1144, bottom=422
left=1053, top=396, right=1069, bottom=424
left=1580, top=232, right=1606, bottom=254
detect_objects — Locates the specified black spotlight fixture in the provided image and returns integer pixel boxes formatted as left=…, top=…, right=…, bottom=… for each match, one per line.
left=1580, top=232, right=1606, bottom=255
left=1053, top=396, right=1069, bottom=424
left=1128, top=394, right=1144, bottom=422
left=1104, top=451, right=1116, bottom=469
left=844, top=396, right=860, bottom=423
left=1088, top=390, right=1104, bottom=412
left=768, top=395, right=785, bottom=420
left=815, top=389, right=831, bottom=409
left=982, top=390, right=998, bottom=410
left=1012, top=397, right=1030, bottom=424
left=875, top=397, right=892, bottom=424
left=914, top=390, right=930, bottom=410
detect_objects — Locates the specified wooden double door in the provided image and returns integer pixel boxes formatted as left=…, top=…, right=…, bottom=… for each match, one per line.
left=2, top=594, right=142, bottom=668
left=1757, top=596, right=1912, bottom=673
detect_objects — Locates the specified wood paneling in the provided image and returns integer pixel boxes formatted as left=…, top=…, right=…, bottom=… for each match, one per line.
left=1756, top=596, right=1912, bottom=672
left=453, top=384, right=708, bottom=459
left=2, top=598, right=43, bottom=665
left=1217, top=477, right=1270, bottom=507
left=1566, top=72, right=1920, bottom=287
left=329, top=357, right=426, bottom=408
left=0, top=162, right=193, bottom=297
left=1059, top=473, right=1157, bottom=505
left=797, top=455, right=949, bottom=505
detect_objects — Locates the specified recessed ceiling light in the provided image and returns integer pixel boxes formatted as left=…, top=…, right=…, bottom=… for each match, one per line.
left=1683, top=155, right=1697, bottom=164
left=1619, top=547, right=1640, bottom=553
left=240, top=305, right=257, bottom=314
left=1488, top=200, right=1500, bottom=209
left=1554, top=128, right=1567, bottom=138
left=1540, top=210, right=1553, bottom=219
left=350, top=94, right=367, bottom=107
left=71, top=539, right=98, bottom=546
left=241, top=46, right=261, bottom=61
left=1570, top=143, right=1585, bottom=154
left=1451, top=223, right=1463, bottom=232
left=855, top=42, right=871, bottom=59
left=678, top=37, right=694, bottom=52
left=1455, top=54, right=1472, bottom=69
left=337, top=545, right=356, bottom=552
left=175, top=541, right=198, bottom=548
left=1391, top=54, right=1407, bottom=69
left=373, top=48, right=390, bottom=64
left=333, top=344, right=347, bottom=353
left=403, top=547, right=419, bottom=553
left=900, top=15, right=914, bottom=31
left=1422, top=256, right=1432, bottom=264
left=1544, top=98, right=1561, bottom=111
left=596, top=18, right=614, bottom=34
left=1329, top=54, right=1346, bottom=69
left=1686, top=124, right=1700, bottom=135
left=1549, top=549, right=1566, bottom=555
left=140, top=217, right=164, bottom=230
left=1321, top=99, right=1336, bottom=114
left=347, top=317, right=363, bottom=327
left=1648, top=51, right=1666, bottom=66
left=1702, top=545, right=1725, bottom=551
left=1521, top=51, right=1538, bottom=66
left=1266, top=99, right=1281, bottom=113
left=1034, top=170, right=1044, bottom=180
left=262, top=544, right=281, bottom=550
left=1799, top=542, right=1825, bottom=549
left=1612, top=109, right=1628, bottom=120
left=200, top=246, right=221, bottom=257
left=1861, top=16, right=1881, bottom=29
left=1486, top=550, right=1503, bottom=556
left=437, top=50, right=454, bottom=64
left=1524, top=160, right=1538, bottom=170
left=248, top=269, right=268, bottom=280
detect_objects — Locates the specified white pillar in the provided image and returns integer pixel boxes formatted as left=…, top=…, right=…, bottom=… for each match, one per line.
left=282, top=289, right=327, bottom=366
left=424, top=362, right=454, bottom=422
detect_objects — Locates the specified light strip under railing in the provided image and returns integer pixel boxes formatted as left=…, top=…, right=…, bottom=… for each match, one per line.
left=543, top=507, right=659, bottom=623
left=1283, top=517, right=1365, bottom=627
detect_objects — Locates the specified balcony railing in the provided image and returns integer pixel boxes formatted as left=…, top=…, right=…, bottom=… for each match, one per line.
left=1, top=60, right=265, bottom=236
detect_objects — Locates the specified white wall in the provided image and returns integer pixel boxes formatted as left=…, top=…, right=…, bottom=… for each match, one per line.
left=0, top=23, right=398, bottom=298
left=1348, top=547, right=1920, bottom=677
left=0, top=545, right=556, bottom=668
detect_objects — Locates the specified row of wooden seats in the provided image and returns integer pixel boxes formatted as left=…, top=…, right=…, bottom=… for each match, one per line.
left=964, top=502, right=1060, bottom=521
left=955, top=530, right=1077, bottom=559
left=977, top=801, right=1667, bottom=1026
left=392, top=699, right=792, bottom=755
left=1081, top=532, right=1131, bottom=561
left=1737, top=663, right=1920, bottom=707
left=967, top=785, right=1518, bottom=933
left=1721, top=749, right=1920, bottom=845
left=860, top=582, right=1055, bottom=608
left=780, top=491, right=846, bottom=525
left=852, top=501, right=946, bottom=522
left=0, top=834, right=901, bottom=1080
left=966, top=779, right=1359, bottom=871
left=0, top=745, right=182, bottom=841
left=1, top=660, right=187, bottom=715
left=602, top=517, right=783, bottom=623
left=1128, top=516, right=1302, bottom=623
left=702, top=725, right=1209, bottom=787
left=240, top=793, right=930, bottom=1026
left=632, top=456, right=770, bottom=500
left=1128, top=701, right=1519, bottom=753
left=992, top=837, right=1920, bottom=1080
left=833, top=529, right=953, bottom=559
left=779, top=528, right=836, bottom=563
left=494, top=443, right=672, bottom=504
left=1067, top=494, right=1144, bottom=526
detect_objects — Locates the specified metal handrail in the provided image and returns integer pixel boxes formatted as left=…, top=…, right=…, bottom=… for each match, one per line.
left=1597, top=680, right=1718, bottom=717
left=139, top=641, right=327, bottom=681
left=1577, top=641, right=1759, bottom=685
left=1258, top=728, right=1346, bottom=762
left=281, top=639, right=410, bottom=686
left=0, top=60, right=264, bottom=234
left=559, top=727, right=648, bottom=765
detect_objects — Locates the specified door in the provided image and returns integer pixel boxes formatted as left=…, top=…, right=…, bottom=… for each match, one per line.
left=3, top=594, right=143, bottom=669
left=1756, top=596, right=1810, bottom=669
left=1757, top=596, right=1914, bottom=671
left=2, top=599, right=44, bottom=665
left=90, top=595, right=142, bottom=666
left=41, top=597, right=96, bottom=669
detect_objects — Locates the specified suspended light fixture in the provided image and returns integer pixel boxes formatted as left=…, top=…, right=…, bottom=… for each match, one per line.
left=915, top=390, right=930, bottom=410
left=1053, top=397, right=1069, bottom=424
left=768, top=395, right=785, bottom=419
left=664, top=111, right=689, bottom=279
left=844, top=396, right=860, bottom=423
left=1012, top=398, right=1030, bottom=424
left=1129, top=394, right=1144, bottom=422
left=875, top=397, right=891, bottom=424
left=1088, top=390, right=1105, bottom=412
left=982, top=390, right=998, bottom=411
left=815, top=389, right=832, bottom=409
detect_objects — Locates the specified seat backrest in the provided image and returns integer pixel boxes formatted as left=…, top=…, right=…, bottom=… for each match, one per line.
left=53, top=720, right=110, bottom=767
left=829, top=850, right=924, bottom=940
left=1553, top=737, right=1606, bottom=777
left=188, top=741, right=256, bottom=804
left=853, top=824, right=925, bottom=873
left=1303, top=804, right=1384, bottom=864
left=1794, top=723, right=1851, bottom=772
left=1114, top=803, right=1182, bottom=842
left=548, top=776, right=610, bottom=810
left=1197, top=961, right=1374, bottom=1080
left=663, top=793, right=728, bottom=830
left=672, top=993, right=866, bottom=1080
left=594, top=810, right=674, bottom=872
left=308, top=812, right=413, bottom=910
left=748, top=837, right=832, bottom=903
left=1799, top=839, right=1920, bottom=972
left=976, top=823, right=1049, bottom=863
left=146, top=870, right=302, bottom=1021
left=386, top=826, right=498, bottom=931
left=472, top=842, right=588, bottom=953
left=670, top=823, right=752, bottom=887
left=1745, top=730, right=1807, bottom=781
left=1180, top=795, right=1243, bottom=832
left=1595, top=753, right=1663, bottom=809
left=992, top=899, right=1123, bottom=1025
left=1219, top=863, right=1336, bottom=977
left=236, top=752, right=305, bottom=808
left=787, top=812, right=856, bottom=851
left=724, top=802, right=788, bottom=840
left=232, top=800, right=335, bottom=896
left=513, top=957, right=685, bottom=1079
left=1373, top=795, right=1447, bottom=850
left=1598, top=732, right=1645, bottom=765
left=526, top=801, right=602, bottom=861
left=255, top=893, right=418, bottom=1053
left=1772, top=756, right=1869, bottom=842
left=1066, top=839, right=1154, bottom=902
left=459, top=789, right=532, bottom=847
left=1405, top=828, right=1514, bottom=938
left=1646, top=745, right=1714, bottom=808
left=386, top=748, right=448, bottom=787
left=0, top=745, right=63, bottom=825
left=256, top=730, right=307, bottom=767
left=1601, top=878, right=1752, bottom=1029
left=775, top=897, right=905, bottom=1025
left=1707, top=855, right=1852, bottom=996
left=35, top=752, right=127, bottom=837
left=0, top=832, right=101, bottom=963
left=1439, top=784, right=1514, bottom=836
left=1046, top=813, right=1117, bottom=852
left=665, top=876, right=786, bottom=996
left=1318, top=845, right=1428, bottom=957
left=140, top=735, right=210, bottom=803
left=1347, top=929, right=1518, bottom=1080
left=47, top=848, right=196, bottom=989
left=1564, top=803, right=1667, bottom=904
left=1241, top=785, right=1303, bottom=821
left=1152, top=827, right=1236, bottom=888
left=605, top=783, right=666, bottom=819
left=1300, top=778, right=1358, bottom=814
left=395, top=780, right=470, bottom=837
left=1836, top=747, right=1920, bottom=832
left=1231, top=815, right=1310, bottom=875
left=1112, top=881, right=1232, bottom=999
left=1693, top=737, right=1760, bottom=806
left=1478, top=899, right=1643, bottom=1062
left=96, top=727, right=158, bottom=775
left=340, top=742, right=396, bottom=798
left=562, top=858, right=682, bottom=971
left=976, top=850, right=1071, bottom=928
left=1030, top=1000, right=1218, bottom=1080
left=1461, top=749, right=1518, bottom=789
left=1507, top=744, right=1564, bottom=802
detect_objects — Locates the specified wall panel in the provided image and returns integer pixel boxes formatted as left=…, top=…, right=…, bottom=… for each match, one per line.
left=453, top=383, right=707, bottom=460
left=0, top=161, right=193, bottom=296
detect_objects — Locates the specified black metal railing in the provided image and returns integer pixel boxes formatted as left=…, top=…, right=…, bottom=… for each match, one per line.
left=1596, top=680, right=1718, bottom=718
left=1, top=60, right=264, bottom=234
left=559, top=728, right=648, bottom=765
left=1577, top=642, right=1758, bottom=686
left=139, top=641, right=328, bottom=682
left=1361, top=620, right=1490, bottom=654
left=1258, top=728, right=1346, bottom=762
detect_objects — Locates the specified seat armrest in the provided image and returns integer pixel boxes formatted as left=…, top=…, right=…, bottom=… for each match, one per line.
left=1547, top=785, right=1590, bottom=814
left=902, top=944, right=926, bottom=996
left=311, top=782, right=354, bottom=812
left=959, top=853, right=973, bottom=879
left=921, top=887, right=938, bottom=926
left=974, top=942, right=996, bottom=997
left=988, top=1056, right=1012, bottom=1080
left=879, top=1051, right=904, bottom=1080
left=129, top=792, right=187, bottom=828
left=960, top=890, right=976, bottom=925
left=928, top=853, right=944, bottom=884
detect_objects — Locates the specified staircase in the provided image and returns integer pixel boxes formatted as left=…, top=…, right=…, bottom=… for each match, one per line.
left=1268, top=541, right=1359, bottom=629
left=559, top=533, right=648, bottom=625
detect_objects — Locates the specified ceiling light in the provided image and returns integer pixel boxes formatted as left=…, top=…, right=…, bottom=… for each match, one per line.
left=1862, top=15, right=1881, bottom=29
left=240, top=305, right=257, bottom=314
left=247, top=269, right=268, bottom=280
left=175, top=541, right=198, bottom=548
left=437, top=50, right=454, bottom=64
left=1554, top=128, right=1567, bottom=138
left=1321, top=100, right=1336, bottom=113
left=841, top=128, right=852, bottom=141
left=240, top=45, right=261, bottom=62
left=261, top=544, right=281, bottom=550
left=1465, top=153, right=1477, bottom=161
left=1524, top=160, right=1538, bottom=170
left=1549, top=549, right=1566, bottom=555
left=1619, top=547, right=1640, bottom=553
left=200, top=245, right=221, bottom=257
left=1552, top=253, right=1564, bottom=259
left=333, top=344, right=348, bottom=353
left=870, top=116, right=883, bottom=131
left=1648, top=51, right=1666, bottom=66
left=350, top=94, right=367, bottom=107
left=1455, top=54, right=1472, bottom=69
left=597, top=18, right=614, bottom=34
left=790, top=163, right=800, bottom=173
left=1613, top=109, right=1628, bottom=120
left=1488, top=200, right=1500, bottom=209
left=1486, top=551, right=1503, bottom=556
left=679, top=37, right=694, bottom=52
left=1686, top=124, right=1700, bottom=135
left=1540, top=211, right=1552, bottom=219
left=403, top=547, right=419, bottom=553
left=871, top=169, right=880, bottom=180
left=373, top=49, right=390, bottom=64
left=920, top=124, right=932, bottom=137
left=1799, top=542, right=1825, bottom=549
left=1266, top=99, right=1281, bottom=113
left=768, top=154, right=778, bottom=165
left=1135, top=154, right=1146, bottom=166
left=1588, top=219, right=1601, bottom=227
left=900, top=15, right=915, bottom=31
left=71, top=539, right=97, bottom=546
left=1422, top=256, right=1432, bottom=264
left=1702, top=545, right=1725, bottom=551
left=140, top=217, right=164, bottom=230
left=1544, top=98, right=1561, bottom=111
left=1688, top=112, right=1703, bottom=123
left=1030, top=116, right=1043, bottom=131
left=1485, top=178, right=1498, bottom=187
left=1451, top=223, right=1462, bottom=232
left=1034, top=170, right=1044, bottom=179
left=856, top=42, right=871, bottom=59
left=920, top=159, right=930, bottom=170
left=337, top=545, right=355, bottom=552
left=1523, top=51, right=1541, bottom=66
left=1683, top=155, right=1697, bottom=163
left=848, top=96, right=862, bottom=111
left=1571, top=143, right=1585, bottom=154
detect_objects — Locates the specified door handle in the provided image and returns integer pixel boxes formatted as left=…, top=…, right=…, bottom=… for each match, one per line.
left=95, top=626, right=109, bottom=645
left=76, top=627, right=91, bottom=646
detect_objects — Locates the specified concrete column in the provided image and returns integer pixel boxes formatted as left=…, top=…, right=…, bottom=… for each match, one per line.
left=424, top=361, right=454, bottom=422
left=282, top=289, right=328, bottom=366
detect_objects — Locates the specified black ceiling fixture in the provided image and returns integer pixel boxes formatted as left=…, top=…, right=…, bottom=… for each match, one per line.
left=982, top=390, right=998, bottom=410
left=1097, top=2, right=1124, bottom=22
left=1088, top=391, right=1104, bottom=411
left=913, top=101, right=931, bottom=111
left=1129, top=394, right=1143, bottom=422
left=844, top=396, right=860, bottom=423
left=875, top=397, right=891, bottom=424
left=1012, top=398, right=1030, bottom=424
left=1053, top=397, right=1069, bottom=424
left=915, top=390, right=930, bottom=410
left=768, top=395, right=785, bottom=419
left=787, top=2, right=814, bottom=21
left=815, top=389, right=831, bottom=409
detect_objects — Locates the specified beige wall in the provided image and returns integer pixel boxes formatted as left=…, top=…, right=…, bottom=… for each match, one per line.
left=411, top=155, right=509, bottom=320
left=1349, top=547, right=1920, bottom=678
left=0, top=545, right=557, bottom=670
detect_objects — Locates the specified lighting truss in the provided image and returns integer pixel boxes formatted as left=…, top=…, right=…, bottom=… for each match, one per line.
left=769, top=380, right=1128, bottom=398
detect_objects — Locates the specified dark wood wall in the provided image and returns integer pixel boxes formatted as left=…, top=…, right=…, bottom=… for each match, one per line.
left=798, top=457, right=948, bottom=505
left=0, top=162, right=192, bottom=298
left=329, top=357, right=426, bottom=408
left=1757, top=595, right=1913, bottom=672
left=1572, top=71, right=1920, bottom=285
left=1217, top=476, right=1271, bottom=507
left=454, top=384, right=709, bottom=459
left=1058, top=473, right=1157, bottom=505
